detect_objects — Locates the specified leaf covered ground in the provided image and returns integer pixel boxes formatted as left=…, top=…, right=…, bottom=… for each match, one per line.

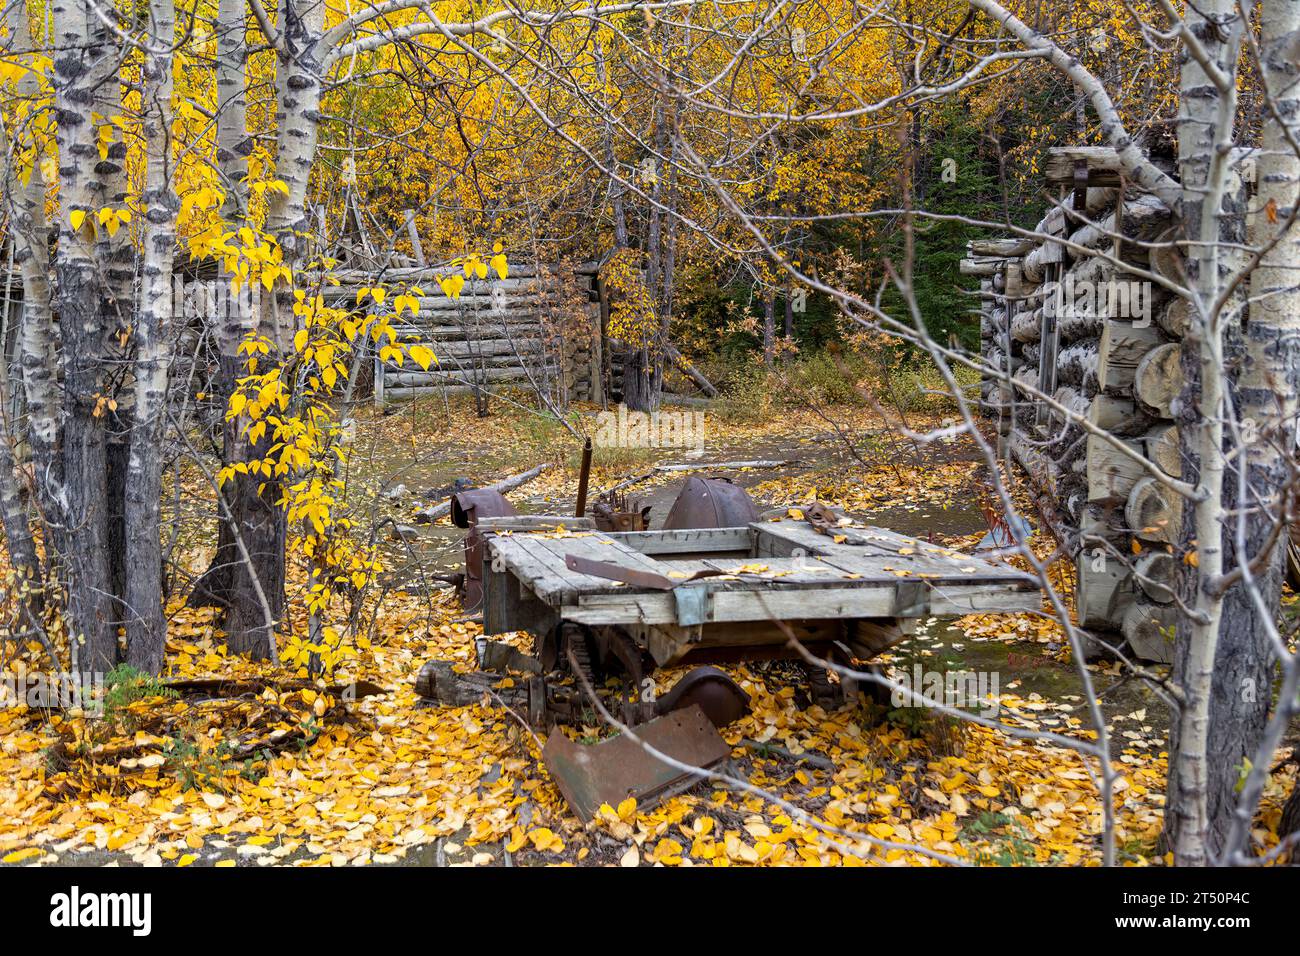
left=0, top=400, right=1294, bottom=867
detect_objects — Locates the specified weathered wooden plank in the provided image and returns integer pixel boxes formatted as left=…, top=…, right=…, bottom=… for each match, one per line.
left=386, top=366, right=560, bottom=386
left=616, top=527, right=754, bottom=555
left=1042, top=146, right=1124, bottom=186
left=565, top=580, right=1040, bottom=626
left=753, top=522, right=1035, bottom=586
left=478, top=516, right=596, bottom=532
left=504, top=531, right=672, bottom=603
left=385, top=340, right=546, bottom=359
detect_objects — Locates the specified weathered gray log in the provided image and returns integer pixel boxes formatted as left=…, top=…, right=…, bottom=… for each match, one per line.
left=1133, top=550, right=1177, bottom=605
left=406, top=292, right=571, bottom=312
left=385, top=363, right=559, bottom=385
left=385, top=339, right=547, bottom=360
left=653, top=460, right=788, bottom=473
left=1056, top=339, right=1099, bottom=391
left=1052, top=384, right=1090, bottom=424
left=1121, top=600, right=1176, bottom=663
left=1012, top=364, right=1040, bottom=396
left=1066, top=194, right=1172, bottom=252
left=1098, top=320, right=1168, bottom=393
left=1086, top=434, right=1147, bottom=502
left=1056, top=304, right=1103, bottom=343
left=971, top=238, right=1036, bottom=257
left=1081, top=502, right=1131, bottom=550
left=1042, top=146, right=1125, bottom=186
left=980, top=310, right=1004, bottom=341
left=414, top=660, right=535, bottom=710
left=1148, top=240, right=1186, bottom=285
left=664, top=343, right=718, bottom=397
left=1087, top=394, right=1156, bottom=437
left=1010, top=306, right=1042, bottom=343
left=1144, top=423, right=1181, bottom=477
left=1155, top=297, right=1191, bottom=338
left=329, top=263, right=557, bottom=284
left=399, top=323, right=547, bottom=342
left=986, top=347, right=1021, bottom=374
left=387, top=366, right=559, bottom=386
left=1126, top=476, right=1182, bottom=545
left=959, top=257, right=1009, bottom=277
left=1055, top=255, right=1125, bottom=342
left=1076, top=555, right=1133, bottom=629
left=1132, top=343, right=1182, bottom=418
left=1023, top=239, right=1065, bottom=284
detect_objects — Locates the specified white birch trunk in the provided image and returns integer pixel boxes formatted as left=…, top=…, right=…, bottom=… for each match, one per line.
left=0, top=0, right=48, bottom=595
left=216, top=0, right=251, bottom=222
left=49, top=0, right=119, bottom=670
left=1167, top=0, right=1242, bottom=866
left=124, top=0, right=177, bottom=675
left=1225, top=0, right=1300, bottom=857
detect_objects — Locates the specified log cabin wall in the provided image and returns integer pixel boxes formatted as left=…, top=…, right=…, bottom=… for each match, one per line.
left=965, top=146, right=1191, bottom=663
left=319, top=262, right=603, bottom=407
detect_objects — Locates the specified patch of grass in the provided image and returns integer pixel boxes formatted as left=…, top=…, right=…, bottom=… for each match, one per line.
left=102, top=665, right=177, bottom=731
left=702, top=349, right=980, bottom=421
left=884, top=360, right=980, bottom=416
left=958, top=810, right=1038, bottom=866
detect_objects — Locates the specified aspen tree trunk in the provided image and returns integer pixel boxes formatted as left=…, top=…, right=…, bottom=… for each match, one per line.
left=50, top=0, right=118, bottom=671
left=13, top=169, right=60, bottom=591
left=0, top=374, right=36, bottom=596
left=0, top=1, right=45, bottom=600
left=209, top=0, right=329, bottom=659
left=3, top=4, right=61, bottom=576
left=0, top=276, right=28, bottom=578
left=88, top=10, right=133, bottom=636
left=125, top=0, right=178, bottom=676
left=1165, top=0, right=1242, bottom=866
left=216, top=0, right=251, bottom=222
left=1248, top=0, right=1300, bottom=845
left=190, top=0, right=258, bottom=615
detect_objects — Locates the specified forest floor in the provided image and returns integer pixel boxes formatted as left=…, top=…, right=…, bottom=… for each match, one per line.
left=0, top=396, right=1295, bottom=867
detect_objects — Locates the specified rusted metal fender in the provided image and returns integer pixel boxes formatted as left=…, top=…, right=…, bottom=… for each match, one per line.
left=452, top=489, right=519, bottom=611
left=450, top=489, right=518, bottom=528
left=654, top=666, right=750, bottom=728
left=542, top=705, right=730, bottom=823
left=661, top=476, right=760, bottom=530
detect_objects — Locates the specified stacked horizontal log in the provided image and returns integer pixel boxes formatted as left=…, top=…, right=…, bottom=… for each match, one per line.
left=319, top=264, right=601, bottom=405
left=966, top=147, right=1184, bottom=663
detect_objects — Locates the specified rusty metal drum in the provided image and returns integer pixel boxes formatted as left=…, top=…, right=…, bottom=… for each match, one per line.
left=661, top=476, right=759, bottom=530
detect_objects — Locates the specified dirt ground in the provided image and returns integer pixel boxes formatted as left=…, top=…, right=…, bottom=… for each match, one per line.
left=1, top=396, right=1295, bottom=868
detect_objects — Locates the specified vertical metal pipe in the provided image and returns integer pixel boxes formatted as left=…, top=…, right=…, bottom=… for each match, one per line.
left=575, top=438, right=593, bottom=517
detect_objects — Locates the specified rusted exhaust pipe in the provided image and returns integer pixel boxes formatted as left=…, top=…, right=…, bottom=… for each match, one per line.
left=575, top=437, right=592, bottom=517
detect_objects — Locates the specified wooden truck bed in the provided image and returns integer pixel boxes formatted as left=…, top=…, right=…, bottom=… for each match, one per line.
left=481, top=520, right=1040, bottom=667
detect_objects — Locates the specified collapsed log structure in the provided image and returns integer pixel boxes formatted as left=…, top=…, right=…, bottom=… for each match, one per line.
left=322, top=263, right=604, bottom=406
left=967, top=146, right=1187, bottom=663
